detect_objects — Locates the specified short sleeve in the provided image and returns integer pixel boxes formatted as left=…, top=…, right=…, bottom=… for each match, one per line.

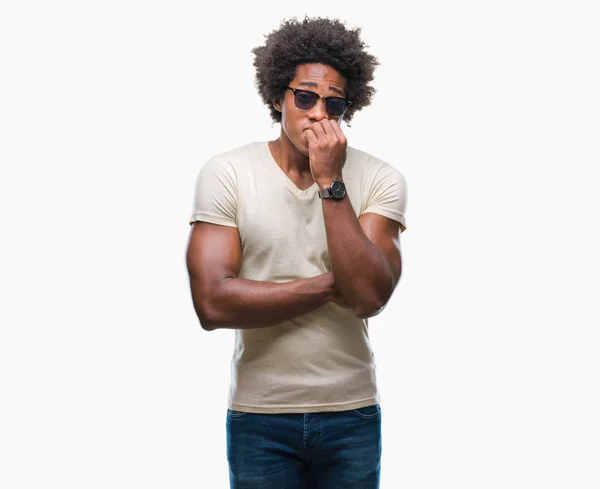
left=188, top=156, right=238, bottom=227
left=362, top=163, right=408, bottom=232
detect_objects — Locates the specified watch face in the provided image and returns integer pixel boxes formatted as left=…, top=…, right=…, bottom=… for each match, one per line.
left=330, top=181, right=346, bottom=199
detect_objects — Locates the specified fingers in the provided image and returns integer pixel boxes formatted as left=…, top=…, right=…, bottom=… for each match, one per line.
left=304, top=123, right=328, bottom=151
left=309, top=121, right=327, bottom=140
left=329, top=119, right=346, bottom=142
left=318, top=119, right=334, bottom=137
left=304, top=128, right=318, bottom=146
left=308, top=120, right=346, bottom=145
left=312, top=120, right=337, bottom=139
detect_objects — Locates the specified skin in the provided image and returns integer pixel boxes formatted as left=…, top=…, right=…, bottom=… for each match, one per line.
left=270, top=64, right=347, bottom=190
left=186, top=63, right=402, bottom=330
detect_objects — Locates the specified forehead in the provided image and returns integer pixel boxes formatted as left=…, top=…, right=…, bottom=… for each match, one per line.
left=291, top=63, right=347, bottom=94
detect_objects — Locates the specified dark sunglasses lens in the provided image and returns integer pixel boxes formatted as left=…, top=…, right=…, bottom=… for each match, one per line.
left=295, top=91, right=318, bottom=110
left=326, top=98, right=347, bottom=117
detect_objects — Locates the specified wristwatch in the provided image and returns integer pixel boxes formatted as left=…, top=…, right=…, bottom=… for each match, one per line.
left=318, top=181, right=346, bottom=200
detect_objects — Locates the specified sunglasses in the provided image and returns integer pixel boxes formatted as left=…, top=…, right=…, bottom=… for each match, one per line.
left=286, top=87, right=352, bottom=118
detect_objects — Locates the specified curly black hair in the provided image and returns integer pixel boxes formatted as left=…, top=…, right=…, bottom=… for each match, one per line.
left=252, top=16, right=379, bottom=126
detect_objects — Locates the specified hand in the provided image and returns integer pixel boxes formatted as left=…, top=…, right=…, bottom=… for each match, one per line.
left=322, top=271, right=352, bottom=309
left=331, top=290, right=352, bottom=309
left=304, top=119, right=347, bottom=188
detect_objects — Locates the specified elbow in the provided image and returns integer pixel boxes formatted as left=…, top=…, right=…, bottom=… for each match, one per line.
left=354, top=275, right=399, bottom=319
left=348, top=273, right=396, bottom=320
left=354, top=305, right=384, bottom=320
left=353, top=298, right=386, bottom=320
left=188, top=277, right=230, bottom=331
left=198, top=318, right=218, bottom=332
left=193, top=300, right=222, bottom=332
left=195, top=311, right=217, bottom=332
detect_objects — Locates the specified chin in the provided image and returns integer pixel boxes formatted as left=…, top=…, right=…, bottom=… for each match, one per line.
left=292, top=138, right=310, bottom=157
left=282, top=126, right=310, bottom=156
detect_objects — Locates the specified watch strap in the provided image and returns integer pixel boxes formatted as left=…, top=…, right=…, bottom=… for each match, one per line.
left=318, top=187, right=333, bottom=198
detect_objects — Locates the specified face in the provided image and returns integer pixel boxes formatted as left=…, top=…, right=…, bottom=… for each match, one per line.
left=274, top=63, right=348, bottom=156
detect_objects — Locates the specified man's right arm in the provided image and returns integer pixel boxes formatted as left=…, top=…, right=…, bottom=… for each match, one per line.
left=185, top=221, right=340, bottom=331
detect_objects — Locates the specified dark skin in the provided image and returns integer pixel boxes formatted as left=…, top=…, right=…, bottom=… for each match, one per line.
left=186, top=63, right=402, bottom=330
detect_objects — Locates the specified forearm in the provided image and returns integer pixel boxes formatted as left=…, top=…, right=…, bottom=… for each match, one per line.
left=322, top=198, right=394, bottom=318
left=192, top=272, right=336, bottom=331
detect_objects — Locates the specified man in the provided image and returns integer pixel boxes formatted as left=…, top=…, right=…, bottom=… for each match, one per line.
left=186, top=16, right=407, bottom=489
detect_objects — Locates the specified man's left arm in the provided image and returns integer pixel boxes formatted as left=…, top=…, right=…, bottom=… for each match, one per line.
left=321, top=201, right=402, bottom=319
left=304, top=119, right=405, bottom=319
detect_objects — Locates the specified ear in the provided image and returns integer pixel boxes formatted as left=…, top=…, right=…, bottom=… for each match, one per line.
left=273, top=98, right=282, bottom=112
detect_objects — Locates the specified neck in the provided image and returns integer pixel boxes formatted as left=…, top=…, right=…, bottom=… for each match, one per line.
left=269, top=130, right=312, bottom=181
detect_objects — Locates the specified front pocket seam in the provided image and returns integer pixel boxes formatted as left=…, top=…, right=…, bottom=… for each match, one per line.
left=227, top=409, right=250, bottom=419
left=352, top=406, right=381, bottom=419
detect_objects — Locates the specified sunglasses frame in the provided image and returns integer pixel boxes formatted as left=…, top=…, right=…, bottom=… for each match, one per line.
left=285, top=86, right=352, bottom=118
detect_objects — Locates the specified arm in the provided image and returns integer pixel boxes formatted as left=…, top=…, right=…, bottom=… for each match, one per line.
left=304, top=119, right=404, bottom=319
left=321, top=203, right=402, bottom=319
left=185, top=221, right=341, bottom=331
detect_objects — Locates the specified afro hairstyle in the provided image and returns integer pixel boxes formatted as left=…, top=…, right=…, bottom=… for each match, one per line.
left=252, top=16, right=379, bottom=126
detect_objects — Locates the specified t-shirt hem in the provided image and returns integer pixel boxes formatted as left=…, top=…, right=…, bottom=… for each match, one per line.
left=189, top=212, right=237, bottom=227
left=229, top=397, right=380, bottom=414
left=361, top=207, right=407, bottom=232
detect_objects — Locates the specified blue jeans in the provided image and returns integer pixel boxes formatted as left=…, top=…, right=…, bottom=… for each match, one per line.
left=226, top=404, right=382, bottom=489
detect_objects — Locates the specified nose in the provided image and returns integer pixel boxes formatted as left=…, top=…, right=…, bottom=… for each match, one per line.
left=307, top=98, right=328, bottom=122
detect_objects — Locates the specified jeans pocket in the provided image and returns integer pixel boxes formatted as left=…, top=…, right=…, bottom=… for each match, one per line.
left=352, top=404, right=381, bottom=419
left=226, top=408, right=251, bottom=419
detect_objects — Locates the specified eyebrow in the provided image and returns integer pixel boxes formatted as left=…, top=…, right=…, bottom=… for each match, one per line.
left=297, top=81, right=345, bottom=97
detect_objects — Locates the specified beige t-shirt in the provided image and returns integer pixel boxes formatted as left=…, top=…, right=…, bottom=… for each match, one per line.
left=189, top=141, right=407, bottom=413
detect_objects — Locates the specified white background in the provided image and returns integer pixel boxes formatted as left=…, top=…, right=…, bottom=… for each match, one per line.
left=1, top=0, right=599, bottom=488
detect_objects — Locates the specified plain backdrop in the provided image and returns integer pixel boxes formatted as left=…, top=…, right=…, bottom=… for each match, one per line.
left=1, top=1, right=599, bottom=488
